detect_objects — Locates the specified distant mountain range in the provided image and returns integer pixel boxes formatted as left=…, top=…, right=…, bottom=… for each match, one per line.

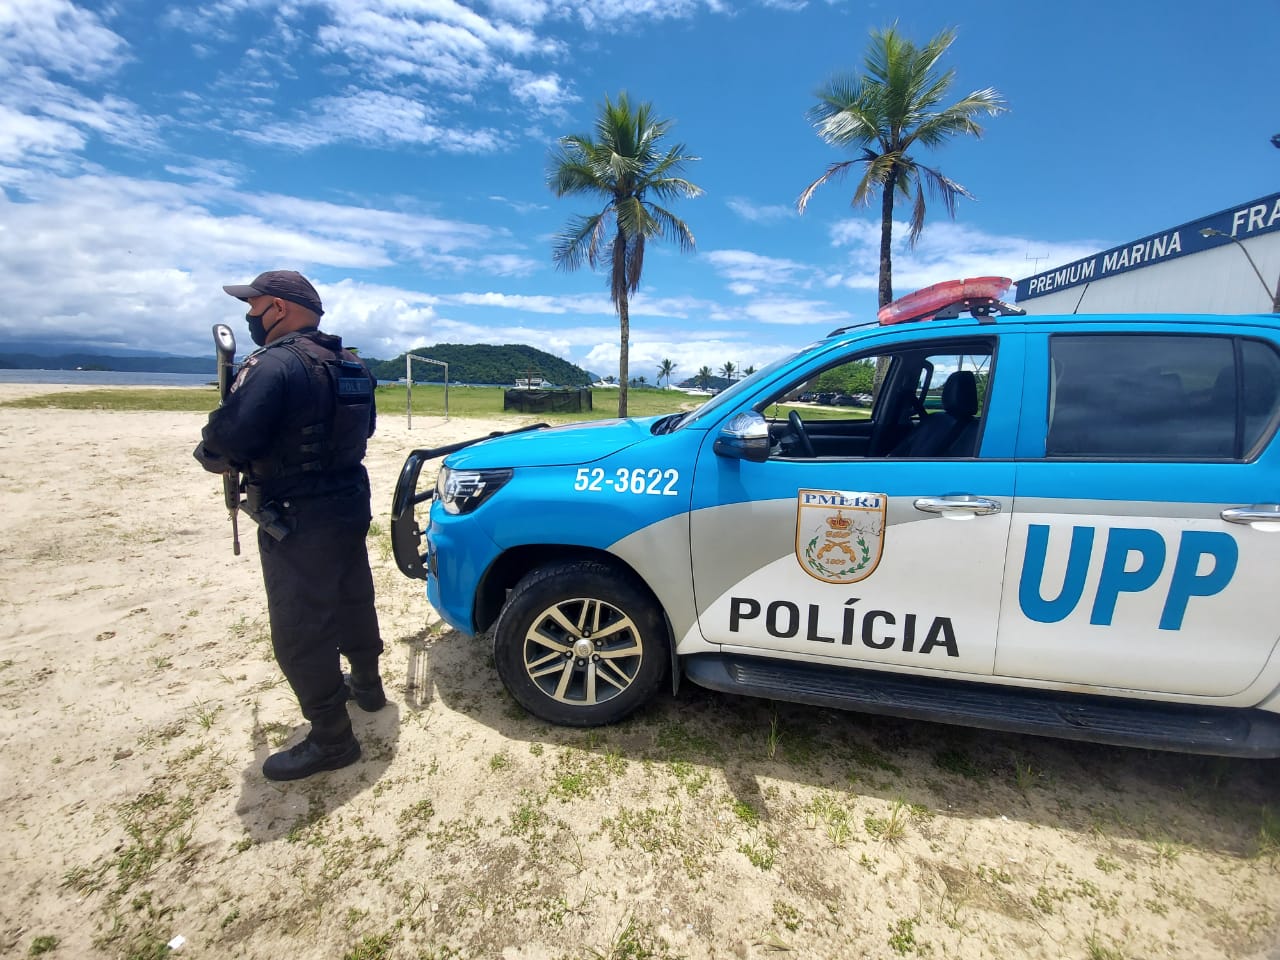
left=0, top=339, right=596, bottom=384
left=0, top=349, right=216, bottom=374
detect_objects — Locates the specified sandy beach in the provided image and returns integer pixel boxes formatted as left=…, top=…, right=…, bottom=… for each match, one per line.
left=1, top=383, right=1278, bottom=960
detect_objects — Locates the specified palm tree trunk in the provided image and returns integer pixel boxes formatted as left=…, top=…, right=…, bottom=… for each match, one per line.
left=878, top=173, right=896, bottom=308
left=617, top=294, right=630, bottom=418
left=873, top=172, right=899, bottom=402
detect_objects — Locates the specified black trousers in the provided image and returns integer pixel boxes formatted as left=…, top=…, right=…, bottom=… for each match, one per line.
left=257, top=498, right=383, bottom=739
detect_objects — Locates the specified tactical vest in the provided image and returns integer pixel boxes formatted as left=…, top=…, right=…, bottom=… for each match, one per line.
left=249, top=331, right=374, bottom=488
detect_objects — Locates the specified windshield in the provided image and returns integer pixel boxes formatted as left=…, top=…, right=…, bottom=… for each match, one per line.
left=677, top=348, right=807, bottom=428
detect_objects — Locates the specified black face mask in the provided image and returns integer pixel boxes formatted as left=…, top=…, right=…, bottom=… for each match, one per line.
left=245, top=304, right=281, bottom=347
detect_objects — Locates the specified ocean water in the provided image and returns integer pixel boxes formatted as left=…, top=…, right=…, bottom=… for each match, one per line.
left=0, top=369, right=216, bottom=387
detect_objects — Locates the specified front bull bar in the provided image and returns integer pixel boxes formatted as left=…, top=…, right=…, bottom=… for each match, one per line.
left=390, top=424, right=548, bottom=580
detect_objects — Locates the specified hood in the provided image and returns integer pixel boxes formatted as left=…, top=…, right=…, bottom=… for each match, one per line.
left=444, top=416, right=662, bottom=469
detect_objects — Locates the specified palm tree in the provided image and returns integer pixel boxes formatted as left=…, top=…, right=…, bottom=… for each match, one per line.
left=696, top=365, right=713, bottom=390
left=797, top=25, right=1006, bottom=307
left=720, top=361, right=737, bottom=382
left=743, top=365, right=756, bottom=377
left=657, top=358, right=676, bottom=389
left=549, top=93, right=703, bottom=417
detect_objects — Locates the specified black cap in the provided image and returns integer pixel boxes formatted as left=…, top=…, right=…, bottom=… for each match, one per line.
left=223, top=270, right=324, bottom=316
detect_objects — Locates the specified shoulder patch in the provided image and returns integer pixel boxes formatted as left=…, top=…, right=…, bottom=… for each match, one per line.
left=229, top=354, right=259, bottom=393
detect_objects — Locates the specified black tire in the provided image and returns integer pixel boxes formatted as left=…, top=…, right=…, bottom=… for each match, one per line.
left=492, top=560, right=669, bottom=726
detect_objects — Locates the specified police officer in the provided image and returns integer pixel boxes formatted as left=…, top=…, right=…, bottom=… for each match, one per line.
left=194, top=270, right=385, bottom=781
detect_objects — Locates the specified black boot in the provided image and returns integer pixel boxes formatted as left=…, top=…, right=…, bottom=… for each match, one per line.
left=344, top=660, right=387, bottom=712
left=262, top=709, right=360, bottom=782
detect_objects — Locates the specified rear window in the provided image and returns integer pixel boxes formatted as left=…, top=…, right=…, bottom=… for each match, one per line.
left=1046, top=334, right=1280, bottom=460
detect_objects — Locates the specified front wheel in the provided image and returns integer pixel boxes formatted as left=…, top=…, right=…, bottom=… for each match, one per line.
left=492, top=560, right=669, bottom=726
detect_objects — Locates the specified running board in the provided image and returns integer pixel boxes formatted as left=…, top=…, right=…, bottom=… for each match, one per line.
left=682, top=655, right=1280, bottom=758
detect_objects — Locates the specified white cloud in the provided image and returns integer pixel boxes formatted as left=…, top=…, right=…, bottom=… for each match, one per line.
left=827, top=216, right=1101, bottom=292
left=740, top=297, right=852, bottom=327
left=0, top=0, right=130, bottom=80
left=498, top=65, right=579, bottom=116
left=0, top=103, right=85, bottom=165
left=0, top=170, right=547, bottom=356
left=489, top=194, right=549, bottom=214
left=0, top=61, right=161, bottom=169
left=705, top=249, right=813, bottom=289
left=726, top=196, right=796, bottom=223
left=241, top=89, right=505, bottom=153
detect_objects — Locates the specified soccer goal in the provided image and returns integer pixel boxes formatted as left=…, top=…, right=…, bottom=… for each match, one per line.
left=405, top=354, right=449, bottom=428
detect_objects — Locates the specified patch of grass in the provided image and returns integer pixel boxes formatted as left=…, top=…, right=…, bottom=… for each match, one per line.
left=805, top=792, right=853, bottom=846
left=285, top=795, right=328, bottom=844
left=397, top=799, right=436, bottom=827
left=1152, top=840, right=1181, bottom=865
left=602, top=804, right=711, bottom=878
left=1013, top=757, right=1041, bottom=791
left=192, top=702, right=221, bottom=730
left=766, top=708, right=781, bottom=759
left=344, top=931, right=397, bottom=960
left=773, top=901, right=802, bottom=932
left=667, top=760, right=710, bottom=797
left=604, top=806, right=682, bottom=854
left=1257, top=806, right=1280, bottom=857
left=976, top=864, right=1013, bottom=885
left=509, top=797, right=548, bottom=838
left=887, top=916, right=921, bottom=956
left=865, top=799, right=911, bottom=844
left=1, top=383, right=708, bottom=420
left=933, top=748, right=986, bottom=780
left=652, top=719, right=725, bottom=763
left=110, top=790, right=197, bottom=894
left=587, top=915, right=681, bottom=960
left=28, top=935, right=58, bottom=955
left=846, top=741, right=901, bottom=777
left=489, top=750, right=512, bottom=771
left=1085, top=929, right=1125, bottom=960
left=731, top=799, right=759, bottom=826
left=2, top=388, right=220, bottom=411
left=1095, top=854, right=1121, bottom=874
left=738, top=836, right=777, bottom=870
left=549, top=748, right=625, bottom=799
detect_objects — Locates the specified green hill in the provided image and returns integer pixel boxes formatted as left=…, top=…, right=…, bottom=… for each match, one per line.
left=364, top=343, right=594, bottom=386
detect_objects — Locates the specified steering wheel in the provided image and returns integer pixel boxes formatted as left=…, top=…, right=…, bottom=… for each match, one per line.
left=788, top=410, right=815, bottom=457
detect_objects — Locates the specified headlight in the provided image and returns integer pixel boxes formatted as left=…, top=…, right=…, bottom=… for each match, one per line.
left=435, top=466, right=513, bottom=515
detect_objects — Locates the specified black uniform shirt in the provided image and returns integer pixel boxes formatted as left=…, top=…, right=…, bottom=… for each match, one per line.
left=198, top=330, right=376, bottom=503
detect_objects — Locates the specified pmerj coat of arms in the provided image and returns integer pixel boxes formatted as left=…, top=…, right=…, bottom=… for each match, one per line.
left=795, top=489, right=887, bottom=584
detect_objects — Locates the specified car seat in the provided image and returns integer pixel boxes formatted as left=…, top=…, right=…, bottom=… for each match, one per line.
left=888, top=371, right=979, bottom=457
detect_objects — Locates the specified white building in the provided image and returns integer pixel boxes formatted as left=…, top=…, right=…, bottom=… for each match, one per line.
left=1014, top=191, right=1280, bottom=316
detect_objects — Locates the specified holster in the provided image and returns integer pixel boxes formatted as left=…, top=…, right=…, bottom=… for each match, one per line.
left=243, top=482, right=292, bottom=542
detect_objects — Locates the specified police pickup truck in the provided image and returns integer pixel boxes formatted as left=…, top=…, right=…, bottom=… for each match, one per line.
left=391, top=277, right=1280, bottom=758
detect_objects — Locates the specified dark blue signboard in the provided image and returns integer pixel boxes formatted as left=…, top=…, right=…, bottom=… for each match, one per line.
left=1016, top=192, right=1280, bottom=301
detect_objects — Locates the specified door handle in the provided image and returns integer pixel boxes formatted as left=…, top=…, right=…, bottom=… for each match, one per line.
left=913, top=494, right=1003, bottom=519
left=1221, top=504, right=1280, bottom=532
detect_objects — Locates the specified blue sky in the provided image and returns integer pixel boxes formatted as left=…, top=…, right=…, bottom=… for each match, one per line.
left=2, top=0, right=1276, bottom=379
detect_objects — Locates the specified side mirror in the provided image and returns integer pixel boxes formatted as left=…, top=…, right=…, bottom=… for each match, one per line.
left=714, top=410, right=771, bottom=463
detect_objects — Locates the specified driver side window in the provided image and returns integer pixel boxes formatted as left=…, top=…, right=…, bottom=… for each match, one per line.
left=765, top=338, right=995, bottom=460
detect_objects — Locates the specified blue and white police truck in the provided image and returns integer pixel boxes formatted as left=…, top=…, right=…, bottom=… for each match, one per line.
left=391, top=277, right=1280, bottom=757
